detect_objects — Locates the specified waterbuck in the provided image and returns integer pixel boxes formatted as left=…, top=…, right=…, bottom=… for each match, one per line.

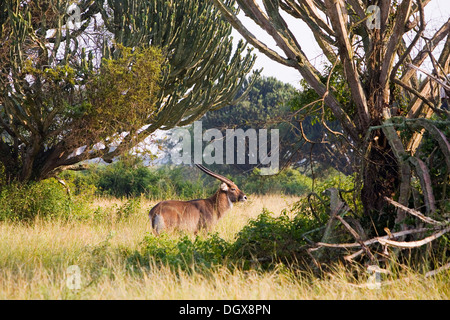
left=149, top=164, right=247, bottom=234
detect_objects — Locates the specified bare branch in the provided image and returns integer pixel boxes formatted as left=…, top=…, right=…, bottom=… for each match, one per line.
left=343, top=248, right=366, bottom=262
left=213, top=0, right=361, bottom=142
left=335, top=215, right=376, bottom=262
left=392, top=78, right=434, bottom=108
left=212, top=0, right=293, bottom=67
left=380, top=116, right=411, bottom=222
left=401, top=18, right=450, bottom=84
left=412, top=119, right=450, bottom=171
left=316, top=227, right=435, bottom=248
left=239, top=0, right=301, bottom=63
left=377, top=225, right=450, bottom=248
left=407, top=64, right=450, bottom=91
left=380, top=0, right=413, bottom=90
left=324, top=0, right=369, bottom=127
left=391, top=0, right=425, bottom=84
left=425, top=262, right=450, bottom=278
left=384, top=196, right=442, bottom=226
left=346, top=0, right=365, bottom=21
left=408, top=157, right=437, bottom=214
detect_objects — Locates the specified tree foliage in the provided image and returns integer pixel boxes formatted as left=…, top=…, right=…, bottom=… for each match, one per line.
left=86, top=45, right=162, bottom=137
left=0, top=0, right=256, bottom=182
left=97, top=0, right=258, bottom=162
left=201, top=73, right=357, bottom=175
left=201, top=76, right=298, bottom=173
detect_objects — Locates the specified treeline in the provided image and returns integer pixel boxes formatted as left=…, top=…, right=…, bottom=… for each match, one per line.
left=60, top=160, right=332, bottom=199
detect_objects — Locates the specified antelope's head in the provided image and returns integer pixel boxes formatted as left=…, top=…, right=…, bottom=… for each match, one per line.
left=196, top=164, right=247, bottom=203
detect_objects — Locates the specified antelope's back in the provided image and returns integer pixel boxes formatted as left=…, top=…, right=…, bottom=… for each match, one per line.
left=149, top=200, right=204, bottom=233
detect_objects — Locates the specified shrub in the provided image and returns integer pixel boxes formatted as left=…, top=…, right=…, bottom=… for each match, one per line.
left=95, top=161, right=157, bottom=198
left=240, top=167, right=313, bottom=195
left=116, top=198, right=142, bottom=221
left=229, top=208, right=321, bottom=268
left=0, top=179, right=73, bottom=222
left=128, top=233, right=231, bottom=273
left=60, top=169, right=98, bottom=197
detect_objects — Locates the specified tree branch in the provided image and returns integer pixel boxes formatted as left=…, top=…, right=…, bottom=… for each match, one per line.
left=384, top=196, right=442, bottom=226
left=214, top=0, right=362, bottom=142
left=401, top=18, right=450, bottom=84
left=324, top=0, right=369, bottom=127
left=380, top=0, right=413, bottom=94
left=212, top=0, right=294, bottom=67
left=377, top=225, right=450, bottom=248
left=316, top=226, right=442, bottom=248
left=390, top=0, right=425, bottom=84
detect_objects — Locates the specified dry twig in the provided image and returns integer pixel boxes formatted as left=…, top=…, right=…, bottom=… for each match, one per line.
left=384, top=197, right=443, bottom=226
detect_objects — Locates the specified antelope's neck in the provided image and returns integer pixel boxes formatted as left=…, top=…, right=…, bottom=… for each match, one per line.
left=210, top=191, right=232, bottom=219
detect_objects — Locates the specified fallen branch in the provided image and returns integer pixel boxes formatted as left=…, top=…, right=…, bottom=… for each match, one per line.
left=344, top=249, right=364, bottom=262
left=425, top=262, right=450, bottom=278
left=377, top=225, right=450, bottom=248
left=335, top=215, right=376, bottom=263
left=347, top=262, right=450, bottom=289
left=315, top=226, right=442, bottom=251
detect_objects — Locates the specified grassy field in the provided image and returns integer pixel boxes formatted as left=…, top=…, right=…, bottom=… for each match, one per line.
left=0, top=194, right=448, bottom=300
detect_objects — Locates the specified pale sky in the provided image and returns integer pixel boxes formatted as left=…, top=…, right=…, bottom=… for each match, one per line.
left=232, top=0, right=450, bottom=89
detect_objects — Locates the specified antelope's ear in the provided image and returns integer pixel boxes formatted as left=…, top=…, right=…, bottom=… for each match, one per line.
left=220, top=182, right=229, bottom=191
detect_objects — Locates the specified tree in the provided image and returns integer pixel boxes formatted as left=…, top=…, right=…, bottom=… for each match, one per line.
left=96, top=0, right=259, bottom=161
left=201, top=76, right=298, bottom=174
left=0, top=0, right=256, bottom=183
left=200, top=75, right=354, bottom=176
left=212, top=0, right=450, bottom=224
left=288, top=66, right=358, bottom=175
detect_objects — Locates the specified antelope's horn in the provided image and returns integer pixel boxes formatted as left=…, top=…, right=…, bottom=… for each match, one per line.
left=195, top=164, right=234, bottom=185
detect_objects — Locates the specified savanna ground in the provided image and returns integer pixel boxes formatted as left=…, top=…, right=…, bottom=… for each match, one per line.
left=0, top=194, right=449, bottom=300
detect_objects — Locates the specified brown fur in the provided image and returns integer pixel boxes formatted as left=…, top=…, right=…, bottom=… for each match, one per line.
left=149, top=181, right=246, bottom=234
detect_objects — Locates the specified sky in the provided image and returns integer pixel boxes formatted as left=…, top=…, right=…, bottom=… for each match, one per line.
left=231, top=0, right=450, bottom=89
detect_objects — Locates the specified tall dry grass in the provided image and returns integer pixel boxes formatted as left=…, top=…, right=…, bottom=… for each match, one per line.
left=0, top=194, right=448, bottom=300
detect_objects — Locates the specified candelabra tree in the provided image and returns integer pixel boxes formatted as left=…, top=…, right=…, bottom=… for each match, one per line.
left=0, top=0, right=256, bottom=182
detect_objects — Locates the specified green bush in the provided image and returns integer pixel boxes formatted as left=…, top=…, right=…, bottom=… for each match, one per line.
left=240, top=167, right=313, bottom=195
left=60, top=169, right=98, bottom=197
left=0, top=179, right=73, bottom=222
left=96, top=162, right=157, bottom=198
left=128, top=233, right=231, bottom=273
left=229, top=208, right=322, bottom=268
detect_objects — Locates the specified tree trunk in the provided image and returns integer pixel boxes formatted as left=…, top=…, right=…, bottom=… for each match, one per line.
left=361, top=132, right=400, bottom=218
